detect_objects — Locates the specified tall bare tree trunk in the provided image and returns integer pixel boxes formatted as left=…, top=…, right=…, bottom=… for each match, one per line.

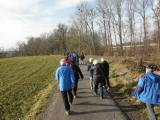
left=136, top=0, right=150, bottom=55
left=91, top=21, right=96, bottom=55
left=143, top=15, right=148, bottom=53
left=115, top=0, right=124, bottom=56
left=118, top=13, right=124, bottom=56
left=103, top=12, right=108, bottom=47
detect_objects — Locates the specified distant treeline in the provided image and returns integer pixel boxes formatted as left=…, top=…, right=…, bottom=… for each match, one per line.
left=17, top=24, right=101, bottom=56
left=16, top=0, right=160, bottom=56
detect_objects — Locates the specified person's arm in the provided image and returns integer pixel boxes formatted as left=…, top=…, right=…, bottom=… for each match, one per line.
left=107, top=63, right=109, bottom=74
left=77, top=66, right=84, bottom=79
left=70, top=67, right=75, bottom=86
left=136, top=76, right=145, bottom=94
left=87, top=64, right=90, bottom=71
left=90, top=65, right=95, bottom=71
left=55, top=68, right=59, bottom=81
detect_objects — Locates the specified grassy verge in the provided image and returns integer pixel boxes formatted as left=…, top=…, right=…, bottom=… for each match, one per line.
left=0, top=55, right=62, bottom=120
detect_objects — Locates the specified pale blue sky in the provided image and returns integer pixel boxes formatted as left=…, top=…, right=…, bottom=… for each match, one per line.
left=0, top=0, right=96, bottom=49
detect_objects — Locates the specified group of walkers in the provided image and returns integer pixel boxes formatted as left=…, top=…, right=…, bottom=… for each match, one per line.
left=87, top=58, right=111, bottom=97
left=87, top=58, right=160, bottom=120
left=55, top=52, right=160, bottom=120
left=63, top=51, right=85, bottom=66
left=55, top=51, right=111, bottom=115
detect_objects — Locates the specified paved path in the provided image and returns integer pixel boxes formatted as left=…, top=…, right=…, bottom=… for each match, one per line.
left=42, top=65, right=130, bottom=120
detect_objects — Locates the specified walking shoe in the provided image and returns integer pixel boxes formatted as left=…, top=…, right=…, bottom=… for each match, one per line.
left=107, top=87, right=110, bottom=91
left=74, top=95, right=77, bottom=99
left=100, top=96, right=103, bottom=100
left=65, top=110, right=70, bottom=115
left=69, top=102, right=72, bottom=105
left=93, top=91, right=97, bottom=96
left=107, top=87, right=112, bottom=92
left=69, top=100, right=73, bottom=105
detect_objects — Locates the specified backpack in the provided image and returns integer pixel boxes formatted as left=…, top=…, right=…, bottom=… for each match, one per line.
left=80, top=53, right=85, bottom=59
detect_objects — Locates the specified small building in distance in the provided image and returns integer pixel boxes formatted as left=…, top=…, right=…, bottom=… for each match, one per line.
left=0, top=51, right=19, bottom=57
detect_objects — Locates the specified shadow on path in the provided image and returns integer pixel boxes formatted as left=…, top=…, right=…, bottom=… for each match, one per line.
left=71, top=108, right=120, bottom=116
left=106, top=88, right=145, bottom=120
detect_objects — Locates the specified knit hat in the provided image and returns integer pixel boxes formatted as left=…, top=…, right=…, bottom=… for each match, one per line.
left=89, top=58, right=93, bottom=63
left=145, top=65, right=154, bottom=73
left=60, top=59, right=65, bottom=66
left=93, top=59, right=98, bottom=65
left=101, top=58, right=104, bottom=62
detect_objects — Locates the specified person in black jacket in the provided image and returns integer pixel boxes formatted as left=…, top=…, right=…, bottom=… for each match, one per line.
left=80, top=52, right=85, bottom=64
left=71, top=62, right=84, bottom=98
left=101, top=58, right=111, bottom=89
left=93, top=59, right=106, bottom=96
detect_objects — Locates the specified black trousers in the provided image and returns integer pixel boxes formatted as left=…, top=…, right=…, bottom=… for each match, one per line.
left=94, top=77, right=105, bottom=94
left=73, top=82, right=78, bottom=96
left=106, top=76, right=111, bottom=88
left=61, top=90, right=73, bottom=111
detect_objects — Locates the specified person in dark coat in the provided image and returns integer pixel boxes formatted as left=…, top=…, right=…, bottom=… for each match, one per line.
left=92, top=59, right=106, bottom=95
left=71, top=61, right=84, bottom=98
left=80, top=52, right=85, bottom=64
left=101, top=58, right=111, bottom=89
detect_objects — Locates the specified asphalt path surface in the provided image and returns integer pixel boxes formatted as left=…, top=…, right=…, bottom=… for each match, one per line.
left=42, top=65, right=130, bottom=120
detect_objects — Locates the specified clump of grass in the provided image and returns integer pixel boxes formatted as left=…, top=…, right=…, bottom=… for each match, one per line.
left=120, top=58, right=136, bottom=66
left=110, top=69, right=119, bottom=78
left=120, top=86, right=133, bottom=96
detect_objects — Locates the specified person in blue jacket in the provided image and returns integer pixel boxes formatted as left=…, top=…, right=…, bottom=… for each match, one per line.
left=55, top=59, right=75, bottom=115
left=134, top=65, right=160, bottom=120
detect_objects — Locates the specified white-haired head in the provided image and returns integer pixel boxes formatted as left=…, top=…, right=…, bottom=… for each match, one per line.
left=93, top=59, right=99, bottom=65
left=60, top=59, right=65, bottom=66
left=101, top=58, right=104, bottom=62
left=146, top=66, right=153, bottom=73
left=89, top=58, right=93, bottom=63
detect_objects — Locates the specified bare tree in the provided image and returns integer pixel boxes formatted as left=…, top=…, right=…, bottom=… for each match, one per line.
left=14, top=0, right=160, bottom=57
left=97, top=0, right=114, bottom=55
left=97, top=0, right=108, bottom=47
left=77, top=2, right=97, bottom=54
left=150, top=0, right=160, bottom=48
left=136, top=0, right=150, bottom=54
left=113, top=0, right=124, bottom=56
left=55, top=24, right=67, bottom=54
left=127, top=0, right=136, bottom=56
left=17, top=41, right=26, bottom=56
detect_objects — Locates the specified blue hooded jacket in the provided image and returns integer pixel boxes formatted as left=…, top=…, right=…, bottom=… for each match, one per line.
left=55, top=65, right=75, bottom=91
left=134, top=72, right=160, bottom=104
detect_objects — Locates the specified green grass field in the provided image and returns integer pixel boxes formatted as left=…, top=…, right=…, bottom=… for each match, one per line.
left=0, top=55, right=61, bottom=120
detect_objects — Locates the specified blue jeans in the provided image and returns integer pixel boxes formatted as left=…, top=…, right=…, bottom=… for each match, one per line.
left=89, top=77, right=93, bottom=89
left=146, top=104, right=157, bottom=120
